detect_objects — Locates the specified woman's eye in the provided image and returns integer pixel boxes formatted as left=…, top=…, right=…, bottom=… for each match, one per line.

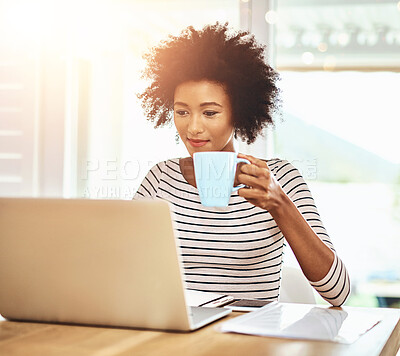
left=175, top=110, right=188, bottom=116
left=204, top=111, right=218, bottom=117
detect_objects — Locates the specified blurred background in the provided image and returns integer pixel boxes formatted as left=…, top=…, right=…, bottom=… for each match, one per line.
left=0, top=0, right=399, bottom=308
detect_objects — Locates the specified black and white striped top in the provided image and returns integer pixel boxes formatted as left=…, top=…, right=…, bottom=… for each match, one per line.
left=133, top=158, right=350, bottom=306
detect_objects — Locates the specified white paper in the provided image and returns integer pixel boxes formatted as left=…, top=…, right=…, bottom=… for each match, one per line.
left=219, top=302, right=381, bottom=344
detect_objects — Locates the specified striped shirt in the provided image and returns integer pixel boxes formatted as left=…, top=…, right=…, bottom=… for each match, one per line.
left=133, top=158, right=350, bottom=306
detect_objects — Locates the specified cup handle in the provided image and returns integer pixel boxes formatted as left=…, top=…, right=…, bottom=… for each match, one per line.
left=232, top=157, right=251, bottom=192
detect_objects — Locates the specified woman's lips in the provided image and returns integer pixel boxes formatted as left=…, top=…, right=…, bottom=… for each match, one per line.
left=187, top=138, right=209, bottom=147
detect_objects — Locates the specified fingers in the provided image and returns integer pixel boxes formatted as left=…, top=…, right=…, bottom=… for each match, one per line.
left=237, top=154, right=270, bottom=180
left=238, top=172, right=268, bottom=190
left=237, top=153, right=256, bottom=163
left=238, top=153, right=268, bottom=170
left=237, top=187, right=265, bottom=200
left=238, top=153, right=268, bottom=169
left=240, top=165, right=270, bottom=180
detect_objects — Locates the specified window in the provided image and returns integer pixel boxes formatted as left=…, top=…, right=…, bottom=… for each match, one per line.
left=275, top=0, right=400, bottom=307
left=0, top=0, right=241, bottom=199
left=274, top=71, right=400, bottom=306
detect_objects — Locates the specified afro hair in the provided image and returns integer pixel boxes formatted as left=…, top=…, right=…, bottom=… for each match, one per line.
left=138, top=22, right=281, bottom=144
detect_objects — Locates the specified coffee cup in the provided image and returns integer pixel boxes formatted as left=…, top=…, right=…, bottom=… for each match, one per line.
left=193, top=151, right=251, bottom=207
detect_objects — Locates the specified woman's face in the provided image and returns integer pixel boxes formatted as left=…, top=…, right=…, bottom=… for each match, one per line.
left=174, top=80, right=235, bottom=157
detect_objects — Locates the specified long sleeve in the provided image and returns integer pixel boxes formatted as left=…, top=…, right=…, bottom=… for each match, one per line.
left=270, top=159, right=351, bottom=306
left=309, top=253, right=350, bottom=306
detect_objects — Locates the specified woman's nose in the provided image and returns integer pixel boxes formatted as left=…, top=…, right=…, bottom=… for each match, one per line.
left=187, top=114, right=204, bottom=135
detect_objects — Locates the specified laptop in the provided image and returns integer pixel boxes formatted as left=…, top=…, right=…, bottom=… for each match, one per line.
left=0, top=198, right=231, bottom=331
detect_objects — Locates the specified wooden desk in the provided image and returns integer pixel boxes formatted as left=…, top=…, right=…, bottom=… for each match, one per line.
left=0, top=305, right=399, bottom=356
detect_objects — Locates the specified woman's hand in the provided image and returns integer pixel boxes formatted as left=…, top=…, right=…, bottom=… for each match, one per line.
left=236, top=153, right=286, bottom=214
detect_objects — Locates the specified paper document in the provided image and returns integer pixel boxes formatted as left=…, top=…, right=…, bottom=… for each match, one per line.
left=219, top=302, right=381, bottom=344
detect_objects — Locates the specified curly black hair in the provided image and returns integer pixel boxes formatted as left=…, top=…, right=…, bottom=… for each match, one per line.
left=138, top=22, right=281, bottom=144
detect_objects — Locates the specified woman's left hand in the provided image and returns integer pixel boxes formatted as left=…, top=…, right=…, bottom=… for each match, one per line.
left=236, top=153, right=286, bottom=213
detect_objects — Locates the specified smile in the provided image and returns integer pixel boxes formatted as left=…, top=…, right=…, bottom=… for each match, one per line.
left=187, top=138, right=209, bottom=147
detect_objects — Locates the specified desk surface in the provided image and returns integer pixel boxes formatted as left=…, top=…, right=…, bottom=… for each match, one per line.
left=1, top=305, right=399, bottom=356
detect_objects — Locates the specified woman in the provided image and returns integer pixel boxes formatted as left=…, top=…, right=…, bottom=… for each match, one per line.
left=134, top=23, right=350, bottom=306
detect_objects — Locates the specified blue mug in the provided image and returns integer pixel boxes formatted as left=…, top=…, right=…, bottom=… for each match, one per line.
left=193, top=152, right=251, bottom=207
